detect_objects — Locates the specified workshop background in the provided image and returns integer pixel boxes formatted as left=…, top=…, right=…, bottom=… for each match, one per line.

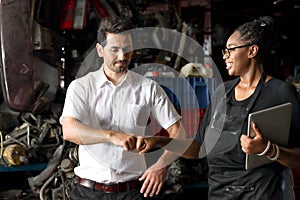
left=0, top=0, right=300, bottom=199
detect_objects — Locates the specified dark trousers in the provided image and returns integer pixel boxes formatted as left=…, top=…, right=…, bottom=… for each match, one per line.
left=70, top=183, right=161, bottom=200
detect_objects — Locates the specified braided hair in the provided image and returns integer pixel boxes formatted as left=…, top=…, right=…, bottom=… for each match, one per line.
left=235, top=16, right=281, bottom=60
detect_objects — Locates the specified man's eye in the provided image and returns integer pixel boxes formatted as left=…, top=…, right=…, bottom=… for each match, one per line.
left=111, top=48, right=119, bottom=53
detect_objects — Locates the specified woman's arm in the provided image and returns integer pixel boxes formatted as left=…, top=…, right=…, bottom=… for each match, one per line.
left=137, top=135, right=202, bottom=159
left=240, top=122, right=300, bottom=169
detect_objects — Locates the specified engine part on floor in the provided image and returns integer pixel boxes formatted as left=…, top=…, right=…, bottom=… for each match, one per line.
left=28, top=142, right=78, bottom=200
left=1, top=144, right=28, bottom=166
left=28, top=145, right=64, bottom=191
left=163, top=157, right=208, bottom=196
left=0, top=111, right=63, bottom=166
left=60, top=158, right=75, bottom=179
left=68, top=146, right=79, bottom=163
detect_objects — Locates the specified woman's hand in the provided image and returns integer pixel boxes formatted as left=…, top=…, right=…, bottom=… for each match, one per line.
left=240, top=122, right=269, bottom=155
left=136, top=136, right=158, bottom=154
left=136, top=136, right=173, bottom=154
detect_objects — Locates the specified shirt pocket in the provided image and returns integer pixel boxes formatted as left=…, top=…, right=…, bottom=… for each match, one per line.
left=128, top=104, right=150, bottom=127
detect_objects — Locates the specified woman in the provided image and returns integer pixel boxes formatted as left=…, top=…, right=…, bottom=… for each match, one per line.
left=137, top=16, right=300, bottom=199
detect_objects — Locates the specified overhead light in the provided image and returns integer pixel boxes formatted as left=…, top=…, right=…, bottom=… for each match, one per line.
left=273, top=0, right=286, bottom=5
left=294, top=1, right=300, bottom=8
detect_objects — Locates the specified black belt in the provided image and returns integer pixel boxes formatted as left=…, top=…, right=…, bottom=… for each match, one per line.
left=77, top=177, right=142, bottom=193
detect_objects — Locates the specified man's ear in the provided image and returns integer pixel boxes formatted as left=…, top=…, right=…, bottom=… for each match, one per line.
left=96, top=43, right=104, bottom=57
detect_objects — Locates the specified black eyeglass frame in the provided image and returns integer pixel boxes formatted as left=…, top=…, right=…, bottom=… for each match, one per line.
left=222, top=43, right=254, bottom=58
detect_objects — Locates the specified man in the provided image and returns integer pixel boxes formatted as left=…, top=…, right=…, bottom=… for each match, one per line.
left=60, top=16, right=185, bottom=200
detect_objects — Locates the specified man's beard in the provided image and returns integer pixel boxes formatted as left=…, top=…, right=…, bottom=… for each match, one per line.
left=108, top=60, right=129, bottom=73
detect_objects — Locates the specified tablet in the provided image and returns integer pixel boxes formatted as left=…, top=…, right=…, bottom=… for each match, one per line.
left=245, top=102, right=292, bottom=170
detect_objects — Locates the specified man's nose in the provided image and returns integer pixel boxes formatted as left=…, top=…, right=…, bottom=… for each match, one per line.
left=117, top=49, right=126, bottom=60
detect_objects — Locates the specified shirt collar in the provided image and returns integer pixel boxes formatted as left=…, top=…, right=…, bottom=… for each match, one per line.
left=97, top=65, right=136, bottom=88
left=123, top=70, right=136, bottom=87
left=97, top=65, right=109, bottom=88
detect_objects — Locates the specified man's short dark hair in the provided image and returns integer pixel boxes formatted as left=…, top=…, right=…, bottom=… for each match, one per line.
left=97, top=16, right=134, bottom=46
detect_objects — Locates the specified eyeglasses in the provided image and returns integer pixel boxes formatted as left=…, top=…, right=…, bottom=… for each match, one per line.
left=222, top=43, right=254, bottom=58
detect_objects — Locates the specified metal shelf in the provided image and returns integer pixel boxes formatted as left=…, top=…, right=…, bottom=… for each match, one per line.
left=0, top=163, right=47, bottom=173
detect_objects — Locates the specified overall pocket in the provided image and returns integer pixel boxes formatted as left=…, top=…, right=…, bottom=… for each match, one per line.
left=223, top=185, right=255, bottom=200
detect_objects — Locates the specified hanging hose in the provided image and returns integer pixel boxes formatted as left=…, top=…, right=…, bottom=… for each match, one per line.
left=39, top=174, right=55, bottom=200
left=0, top=131, right=3, bottom=159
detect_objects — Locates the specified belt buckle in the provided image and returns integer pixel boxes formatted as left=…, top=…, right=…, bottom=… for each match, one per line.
left=103, top=184, right=118, bottom=193
left=101, top=180, right=139, bottom=193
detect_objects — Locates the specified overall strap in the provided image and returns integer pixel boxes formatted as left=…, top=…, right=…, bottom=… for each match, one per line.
left=224, top=72, right=266, bottom=107
left=245, top=72, right=267, bottom=112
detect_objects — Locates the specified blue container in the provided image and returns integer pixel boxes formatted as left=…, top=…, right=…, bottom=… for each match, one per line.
left=149, top=77, right=214, bottom=109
